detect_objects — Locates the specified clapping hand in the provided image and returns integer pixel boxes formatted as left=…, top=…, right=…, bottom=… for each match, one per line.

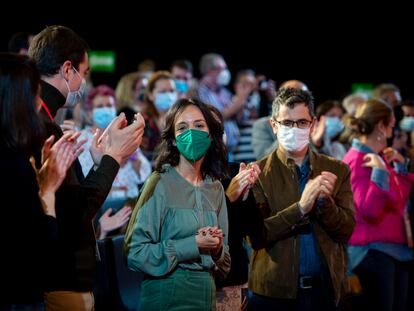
left=317, top=171, right=337, bottom=199
left=225, top=162, right=260, bottom=202
left=196, top=226, right=223, bottom=256
left=91, top=113, right=145, bottom=166
left=32, top=133, right=85, bottom=217
left=37, top=132, right=85, bottom=194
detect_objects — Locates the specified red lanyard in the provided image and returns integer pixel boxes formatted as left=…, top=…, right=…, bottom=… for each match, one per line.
left=41, top=100, right=54, bottom=121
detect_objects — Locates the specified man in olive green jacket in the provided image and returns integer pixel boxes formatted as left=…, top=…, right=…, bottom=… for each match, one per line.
left=247, top=88, right=355, bottom=310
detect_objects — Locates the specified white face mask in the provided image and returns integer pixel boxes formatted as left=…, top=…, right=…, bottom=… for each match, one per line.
left=216, top=69, right=231, bottom=86
left=277, top=125, right=310, bottom=152
left=63, top=66, right=86, bottom=107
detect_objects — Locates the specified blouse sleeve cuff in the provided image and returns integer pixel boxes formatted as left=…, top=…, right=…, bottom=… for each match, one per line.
left=170, top=236, right=200, bottom=262
left=371, top=167, right=390, bottom=190
left=394, top=159, right=409, bottom=174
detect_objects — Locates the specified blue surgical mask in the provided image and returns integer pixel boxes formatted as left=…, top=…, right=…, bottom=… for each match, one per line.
left=400, top=116, right=414, bottom=132
left=92, top=107, right=116, bottom=128
left=325, top=116, right=344, bottom=138
left=154, top=92, right=177, bottom=112
left=63, top=66, right=86, bottom=107
left=174, top=79, right=189, bottom=94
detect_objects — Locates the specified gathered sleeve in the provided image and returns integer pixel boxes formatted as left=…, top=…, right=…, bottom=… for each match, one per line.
left=212, top=188, right=231, bottom=280
left=124, top=173, right=200, bottom=277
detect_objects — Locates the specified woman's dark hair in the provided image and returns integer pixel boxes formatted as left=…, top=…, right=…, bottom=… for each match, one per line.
left=347, top=99, right=393, bottom=137
left=205, top=103, right=224, bottom=134
left=316, top=100, right=344, bottom=119
left=155, top=98, right=228, bottom=180
left=8, top=32, right=32, bottom=53
left=0, top=53, right=44, bottom=154
left=28, top=25, right=89, bottom=76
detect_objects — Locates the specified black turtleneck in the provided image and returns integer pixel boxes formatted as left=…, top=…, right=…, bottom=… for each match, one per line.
left=40, top=80, right=66, bottom=117
left=39, top=80, right=85, bottom=183
left=39, top=79, right=120, bottom=292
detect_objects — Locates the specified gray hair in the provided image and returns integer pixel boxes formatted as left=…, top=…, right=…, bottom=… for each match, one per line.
left=199, top=53, right=222, bottom=76
left=372, top=83, right=400, bottom=100
left=342, top=93, right=367, bottom=115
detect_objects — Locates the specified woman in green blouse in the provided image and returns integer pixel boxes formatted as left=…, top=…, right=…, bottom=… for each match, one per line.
left=124, top=98, right=230, bottom=311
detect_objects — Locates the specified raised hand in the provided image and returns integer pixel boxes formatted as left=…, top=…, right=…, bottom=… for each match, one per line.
left=299, top=178, right=322, bottom=215
left=225, top=162, right=261, bottom=202
left=100, top=112, right=145, bottom=165
left=90, top=128, right=105, bottom=166
left=383, top=147, right=405, bottom=164
left=311, top=116, right=326, bottom=147
left=226, top=163, right=252, bottom=202
left=243, top=162, right=261, bottom=200
left=60, top=119, right=76, bottom=133
left=38, top=135, right=78, bottom=193
left=41, top=131, right=85, bottom=165
left=98, top=206, right=132, bottom=239
left=318, top=171, right=338, bottom=199
left=246, top=162, right=261, bottom=184
left=265, top=79, right=276, bottom=99
left=35, top=134, right=82, bottom=217
left=362, top=153, right=386, bottom=170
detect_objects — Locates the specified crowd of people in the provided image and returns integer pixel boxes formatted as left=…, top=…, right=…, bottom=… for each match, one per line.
left=1, top=26, right=414, bottom=311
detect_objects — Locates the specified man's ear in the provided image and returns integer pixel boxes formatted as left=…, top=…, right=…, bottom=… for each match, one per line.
left=269, top=117, right=278, bottom=135
left=61, top=60, right=73, bottom=80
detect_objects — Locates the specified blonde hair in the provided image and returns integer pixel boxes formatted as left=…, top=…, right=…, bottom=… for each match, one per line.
left=115, top=72, right=140, bottom=110
left=347, top=99, right=393, bottom=137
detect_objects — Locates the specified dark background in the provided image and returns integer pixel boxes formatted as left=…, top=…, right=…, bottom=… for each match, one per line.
left=1, top=6, right=412, bottom=104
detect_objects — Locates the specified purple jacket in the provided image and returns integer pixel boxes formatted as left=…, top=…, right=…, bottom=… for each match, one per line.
left=343, top=145, right=414, bottom=246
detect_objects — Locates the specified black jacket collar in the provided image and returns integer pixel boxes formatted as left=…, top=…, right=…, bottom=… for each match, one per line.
left=40, top=80, right=66, bottom=118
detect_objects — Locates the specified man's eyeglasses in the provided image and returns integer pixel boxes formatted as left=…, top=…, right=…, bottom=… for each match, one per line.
left=274, top=119, right=313, bottom=129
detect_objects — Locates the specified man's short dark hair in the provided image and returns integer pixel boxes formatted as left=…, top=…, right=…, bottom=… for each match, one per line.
left=171, top=59, right=193, bottom=74
left=272, top=88, right=315, bottom=119
left=235, top=69, right=255, bottom=84
left=28, top=25, right=89, bottom=76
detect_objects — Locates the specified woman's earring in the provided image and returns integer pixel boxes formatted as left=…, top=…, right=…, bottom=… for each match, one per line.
left=377, top=131, right=384, bottom=141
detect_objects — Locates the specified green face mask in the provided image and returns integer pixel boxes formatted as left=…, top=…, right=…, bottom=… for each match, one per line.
left=176, top=129, right=211, bottom=162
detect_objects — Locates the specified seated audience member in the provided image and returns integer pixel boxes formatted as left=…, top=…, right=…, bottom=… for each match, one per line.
left=78, top=85, right=151, bottom=200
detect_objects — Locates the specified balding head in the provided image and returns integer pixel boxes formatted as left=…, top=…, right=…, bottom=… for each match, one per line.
left=279, top=80, right=308, bottom=91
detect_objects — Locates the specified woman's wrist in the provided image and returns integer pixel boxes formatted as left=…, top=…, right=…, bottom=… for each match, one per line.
left=39, top=190, right=56, bottom=218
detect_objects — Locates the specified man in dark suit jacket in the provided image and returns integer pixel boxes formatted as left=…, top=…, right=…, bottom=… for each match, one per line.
left=29, top=25, right=145, bottom=310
